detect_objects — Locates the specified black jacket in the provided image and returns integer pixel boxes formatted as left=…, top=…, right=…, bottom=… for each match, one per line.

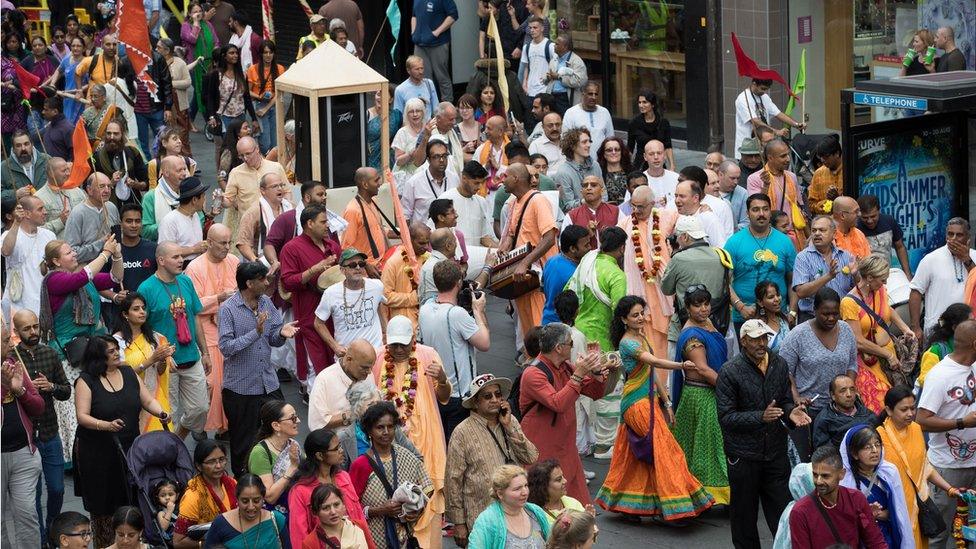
left=142, top=52, right=173, bottom=112
left=716, top=351, right=798, bottom=461
left=812, top=400, right=877, bottom=449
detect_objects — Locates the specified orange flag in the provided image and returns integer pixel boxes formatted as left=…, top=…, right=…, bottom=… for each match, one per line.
left=116, top=0, right=157, bottom=93
left=62, top=118, right=93, bottom=189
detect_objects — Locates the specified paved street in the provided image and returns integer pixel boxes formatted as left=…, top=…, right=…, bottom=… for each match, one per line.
left=54, top=131, right=774, bottom=547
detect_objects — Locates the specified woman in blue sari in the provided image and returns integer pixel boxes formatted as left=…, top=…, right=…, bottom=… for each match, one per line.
left=366, top=83, right=402, bottom=170
left=840, top=424, right=914, bottom=549
left=205, top=474, right=290, bottom=548
left=672, top=285, right=730, bottom=505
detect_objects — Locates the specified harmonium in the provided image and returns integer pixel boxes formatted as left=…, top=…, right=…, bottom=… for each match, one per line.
left=486, top=244, right=539, bottom=299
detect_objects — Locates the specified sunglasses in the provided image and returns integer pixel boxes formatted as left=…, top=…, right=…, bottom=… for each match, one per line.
left=343, top=261, right=367, bottom=270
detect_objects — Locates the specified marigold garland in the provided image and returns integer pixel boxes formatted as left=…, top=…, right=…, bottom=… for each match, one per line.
left=382, top=343, right=420, bottom=423
left=632, top=209, right=663, bottom=283
left=401, top=247, right=419, bottom=291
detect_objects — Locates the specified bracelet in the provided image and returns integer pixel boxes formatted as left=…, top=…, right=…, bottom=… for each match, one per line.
left=948, top=487, right=960, bottom=498
left=958, top=418, right=965, bottom=430
left=732, top=298, right=742, bottom=307
left=570, top=374, right=583, bottom=384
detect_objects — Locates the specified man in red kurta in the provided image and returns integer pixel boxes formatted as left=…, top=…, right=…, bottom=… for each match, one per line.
left=519, top=323, right=608, bottom=503
left=567, top=175, right=620, bottom=250
left=279, top=203, right=341, bottom=386
left=790, top=446, right=886, bottom=549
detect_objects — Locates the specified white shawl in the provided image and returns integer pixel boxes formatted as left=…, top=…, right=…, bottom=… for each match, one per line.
left=566, top=250, right=611, bottom=307
left=154, top=177, right=180, bottom=228
left=258, top=195, right=295, bottom=262
left=230, top=26, right=254, bottom=70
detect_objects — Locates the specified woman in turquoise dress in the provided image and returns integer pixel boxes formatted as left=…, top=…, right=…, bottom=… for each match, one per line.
left=205, top=474, right=290, bottom=548
left=672, top=285, right=730, bottom=505
left=366, top=83, right=402, bottom=170
left=45, top=36, right=87, bottom=123
left=39, top=238, right=123, bottom=360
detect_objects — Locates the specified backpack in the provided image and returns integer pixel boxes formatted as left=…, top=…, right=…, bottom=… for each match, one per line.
left=509, top=359, right=557, bottom=425
left=674, top=246, right=733, bottom=336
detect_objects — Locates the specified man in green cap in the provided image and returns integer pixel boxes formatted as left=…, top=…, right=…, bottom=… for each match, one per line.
left=737, top=137, right=763, bottom=189
left=313, top=247, right=388, bottom=356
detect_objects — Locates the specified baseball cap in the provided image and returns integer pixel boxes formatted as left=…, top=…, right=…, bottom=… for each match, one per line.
left=339, top=248, right=367, bottom=265
left=674, top=215, right=708, bottom=240
left=386, top=315, right=415, bottom=346
left=739, top=319, right=776, bottom=339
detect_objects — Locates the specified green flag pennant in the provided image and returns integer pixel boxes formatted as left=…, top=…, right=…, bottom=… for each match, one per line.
left=387, top=0, right=402, bottom=66
left=786, top=49, right=806, bottom=116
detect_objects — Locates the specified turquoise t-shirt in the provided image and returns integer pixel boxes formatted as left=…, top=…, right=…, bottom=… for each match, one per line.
left=137, top=274, right=203, bottom=364
left=723, top=228, right=796, bottom=322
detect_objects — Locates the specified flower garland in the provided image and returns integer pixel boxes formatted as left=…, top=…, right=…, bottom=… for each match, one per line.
left=632, top=209, right=663, bottom=283
left=401, top=247, right=419, bottom=291
left=382, top=343, right=420, bottom=423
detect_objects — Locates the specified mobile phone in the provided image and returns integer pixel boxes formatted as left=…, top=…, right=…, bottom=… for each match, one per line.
left=499, top=406, right=508, bottom=416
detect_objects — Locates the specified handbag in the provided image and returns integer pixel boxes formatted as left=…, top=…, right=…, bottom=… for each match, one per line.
left=6, top=270, right=23, bottom=302
left=882, top=422, right=947, bottom=537
left=625, top=337, right=655, bottom=464
left=848, top=293, right=917, bottom=386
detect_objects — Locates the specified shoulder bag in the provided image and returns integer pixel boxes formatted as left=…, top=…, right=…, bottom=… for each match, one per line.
left=848, top=293, right=918, bottom=387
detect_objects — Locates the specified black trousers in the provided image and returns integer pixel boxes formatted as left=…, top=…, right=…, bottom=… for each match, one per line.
left=438, top=397, right=468, bottom=444
left=222, top=387, right=284, bottom=478
left=727, top=454, right=791, bottom=549
left=551, top=92, right=570, bottom=117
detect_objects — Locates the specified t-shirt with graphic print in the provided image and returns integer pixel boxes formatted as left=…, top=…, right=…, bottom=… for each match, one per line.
left=314, top=278, right=387, bottom=349
left=857, top=213, right=903, bottom=259
left=918, top=355, right=976, bottom=469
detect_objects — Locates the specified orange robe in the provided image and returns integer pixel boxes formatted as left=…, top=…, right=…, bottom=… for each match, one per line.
left=505, top=191, right=558, bottom=338
left=380, top=245, right=425, bottom=325
left=342, top=196, right=389, bottom=268
left=965, top=269, right=976, bottom=309
left=834, top=226, right=872, bottom=259
left=618, top=211, right=677, bottom=360
left=185, top=253, right=240, bottom=431
left=371, top=344, right=446, bottom=549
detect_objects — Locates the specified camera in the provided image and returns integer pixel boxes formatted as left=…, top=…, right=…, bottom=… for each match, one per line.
left=457, top=280, right=484, bottom=316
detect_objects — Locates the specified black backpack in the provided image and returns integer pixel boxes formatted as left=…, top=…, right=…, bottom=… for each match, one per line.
left=509, top=359, right=556, bottom=425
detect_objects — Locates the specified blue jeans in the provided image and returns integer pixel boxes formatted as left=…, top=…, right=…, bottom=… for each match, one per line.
left=136, top=108, right=166, bottom=158
left=220, top=114, right=245, bottom=134
left=255, top=102, right=276, bottom=154
left=34, top=436, right=65, bottom=543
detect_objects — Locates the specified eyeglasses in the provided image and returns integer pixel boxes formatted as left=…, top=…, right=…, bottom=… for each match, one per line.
left=603, top=147, right=621, bottom=153
left=342, top=261, right=367, bottom=270
left=430, top=154, right=449, bottom=161
left=861, top=442, right=883, bottom=451
left=277, top=414, right=300, bottom=424
left=326, top=445, right=343, bottom=453
left=203, top=456, right=228, bottom=466
left=64, top=531, right=93, bottom=539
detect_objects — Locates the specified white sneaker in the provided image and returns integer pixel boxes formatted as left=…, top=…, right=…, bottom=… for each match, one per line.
left=593, top=448, right=614, bottom=460
left=584, top=470, right=596, bottom=480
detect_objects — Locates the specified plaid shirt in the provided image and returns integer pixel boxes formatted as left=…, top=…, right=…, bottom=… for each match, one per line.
left=217, top=292, right=286, bottom=396
left=16, top=343, right=71, bottom=441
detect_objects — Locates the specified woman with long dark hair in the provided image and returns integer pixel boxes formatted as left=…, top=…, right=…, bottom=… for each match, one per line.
left=288, top=428, right=372, bottom=548
left=475, top=81, right=505, bottom=125
left=840, top=424, right=914, bottom=549
left=205, top=44, right=256, bottom=137
left=105, top=506, right=150, bottom=549
left=753, top=280, right=790, bottom=353
left=246, top=400, right=301, bottom=506
left=596, top=136, right=631, bottom=205
left=20, top=35, right=58, bottom=84
left=626, top=89, right=674, bottom=170
left=595, top=295, right=712, bottom=522
left=181, top=0, right=221, bottom=131
left=204, top=474, right=289, bottom=548
left=917, top=302, right=972, bottom=390
left=246, top=39, right=284, bottom=154
left=672, top=286, right=730, bottom=505
left=74, top=335, right=169, bottom=546
left=113, top=292, right=176, bottom=432
left=877, top=386, right=956, bottom=548
left=526, top=459, right=589, bottom=525
left=42, top=36, right=86, bottom=122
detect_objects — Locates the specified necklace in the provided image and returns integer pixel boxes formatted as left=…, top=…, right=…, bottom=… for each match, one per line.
left=381, top=343, right=420, bottom=422
left=342, top=283, right=366, bottom=310
left=632, top=210, right=663, bottom=283
left=401, top=247, right=420, bottom=291
left=817, top=494, right=837, bottom=509
left=103, top=368, right=123, bottom=392
left=954, top=256, right=965, bottom=283
left=238, top=510, right=263, bottom=549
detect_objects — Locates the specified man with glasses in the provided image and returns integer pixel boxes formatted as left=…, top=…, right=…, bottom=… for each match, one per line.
left=830, top=196, right=871, bottom=259
left=401, top=140, right=459, bottom=224
left=445, top=373, right=538, bottom=547
left=519, top=323, right=607, bottom=503
left=236, top=173, right=294, bottom=264
left=223, top=136, right=290, bottom=241
left=186, top=224, right=240, bottom=436
left=217, top=260, right=299, bottom=477
left=315, top=248, right=388, bottom=357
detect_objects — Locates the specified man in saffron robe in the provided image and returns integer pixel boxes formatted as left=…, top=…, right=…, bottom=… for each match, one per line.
left=496, top=163, right=557, bottom=340
left=381, top=223, right=430, bottom=325
left=342, top=167, right=391, bottom=276
left=279, top=204, right=341, bottom=391
left=565, top=175, right=620, bottom=250
left=185, top=224, right=239, bottom=432
left=371, top=316, right=451, bottom=549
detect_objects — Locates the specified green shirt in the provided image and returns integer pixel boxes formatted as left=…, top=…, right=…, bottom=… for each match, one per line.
left=572, top=253, right=627, bottom=351
left=247, top=441, right=275, bottom=475
left=136, top=274, right=203, bottom=364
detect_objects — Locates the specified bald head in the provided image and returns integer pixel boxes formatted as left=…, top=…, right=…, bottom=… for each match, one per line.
left=506, top=162, right=530, bottom=187
left=237, top=136, right=261, bottom=168
left=832, top=196, right=859, bottom=231
left=206, top=223, right=232, bottom=261
left=12, top=309, right=38, bottom=328
left=430, top=227, right=455, bottom=253
left=48, top=157, right=70, bottom=185
left=954, top=320, right=976, bottom=352
left=486, top=115, right=506, bottom=140
left=342, top=339, right=378, bottom=382
left=11, top=309, right=40, bottom=346
left=644, top=140, right=666, bottom=171
left=156, top=241, right=178, bottom=257
left=160, top=155, right=189, bottom=187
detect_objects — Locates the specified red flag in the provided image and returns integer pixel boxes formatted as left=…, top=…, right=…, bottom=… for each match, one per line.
left=115, top=0, right=157, bottom=94
left=62, top=118, right=93, bottom=189
left=731, top=33, right=797, bottom=99
left=10, top=60, right=40, bottom=100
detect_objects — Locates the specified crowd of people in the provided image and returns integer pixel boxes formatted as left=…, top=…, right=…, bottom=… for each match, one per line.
left=1, top=4, right=975, bottom=549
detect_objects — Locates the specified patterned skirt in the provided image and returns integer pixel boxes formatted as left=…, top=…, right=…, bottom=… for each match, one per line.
left=595, top=397, right=714, bottom=520
left=856, top=346, right=894, bottom=414
left=672, top=384, right=730, bottom=505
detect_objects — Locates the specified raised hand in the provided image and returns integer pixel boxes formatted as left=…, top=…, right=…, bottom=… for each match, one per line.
left=762, top=399, right=784, bottom=423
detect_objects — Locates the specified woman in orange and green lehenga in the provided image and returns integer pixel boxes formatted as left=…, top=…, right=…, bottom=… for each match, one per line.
left=595, top=295, right=714, bottom=522
left=841, top=254, right=917, bottom=413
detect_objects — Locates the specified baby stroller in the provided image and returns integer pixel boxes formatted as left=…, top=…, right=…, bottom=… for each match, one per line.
left=123, top=425, right=195, bottom=546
